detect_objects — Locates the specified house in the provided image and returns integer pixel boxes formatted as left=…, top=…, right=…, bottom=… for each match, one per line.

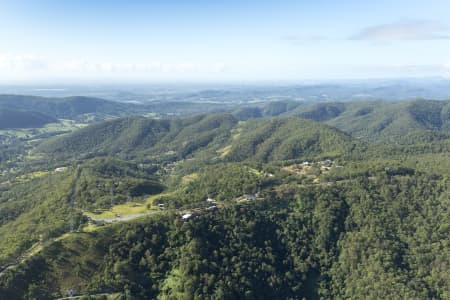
left=207, top=205, right=217, bottom=211
left=245, top=194, right=256, bottom=201
left=181, top=213, right=193, bottom=220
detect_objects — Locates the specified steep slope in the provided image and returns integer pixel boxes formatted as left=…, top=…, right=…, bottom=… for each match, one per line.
left=225, top=118, right=355, bottom=162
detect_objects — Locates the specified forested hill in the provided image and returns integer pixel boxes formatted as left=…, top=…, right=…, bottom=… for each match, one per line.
left=37, top=114, right=239, bottom=160
left=297, top=100, right=450, bottom=143
left=234, top=99, right=450, bottom=143
left=225, top=118, right=355, bottom=162
left=0, top=95, right=144, bottom=119
left=0, top=109, right=57, bottom=129
left=37, top=114, right=357, bottom=163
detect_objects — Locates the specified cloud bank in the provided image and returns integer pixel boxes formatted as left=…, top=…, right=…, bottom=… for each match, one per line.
left=285, top=20, right=450, bottom=42
left=351, top=20, right=450, bottom=41
left=0, top=53, right=227, bottom=79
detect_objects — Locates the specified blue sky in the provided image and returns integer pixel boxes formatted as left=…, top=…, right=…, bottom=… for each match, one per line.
left=0, top=0, right=450, bottom=81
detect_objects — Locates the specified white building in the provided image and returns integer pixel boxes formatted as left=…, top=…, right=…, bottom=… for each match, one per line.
left=181, top=213, right=193, bottom=220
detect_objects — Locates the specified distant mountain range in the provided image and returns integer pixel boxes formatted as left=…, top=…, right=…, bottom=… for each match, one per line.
left=2, top=78, right=450, bottom=101
left=0, top=94, right=233, bottom=122
left=0, top=95, right=143, bottom=120
left=0, top=109, right=57, bottom=129
left=1, top=94, right=449, bottom=145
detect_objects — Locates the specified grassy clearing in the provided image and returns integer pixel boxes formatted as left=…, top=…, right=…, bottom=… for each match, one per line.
left=82, top=223, right=101, bottom=233
left=16, top=170, right=50, bottom=182
left=41, top=119, right=86, bottom=132
left=217, top=145, right=232, bottom=158
left=0, top=129, right=29, bottom=138
left=83, top=193, right=173, bottom=220
left=84, top=202, right=152, bottom=219
left=143, top=112, right=159, bottom=118
left=0, top=119, right=86, bottom=139
left=248, top=167, right=261, bottom=176
left=231, top=125, right=243, bottom=140
left=182, top=173, right=199, bottom=183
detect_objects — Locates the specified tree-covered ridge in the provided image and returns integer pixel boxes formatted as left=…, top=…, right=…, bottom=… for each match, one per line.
left=325, top=100, right=450, bottom=143
left=37, top=114, right=357, bottom=164
left=2, top=94, right=450, bottom=145
left=233, top=99, right=450, bottom=144
left=0, top=109, right=57, bottom=129
left=37, top=114, right=238, bottom=161
left=225, top=118, right=355, bottom=162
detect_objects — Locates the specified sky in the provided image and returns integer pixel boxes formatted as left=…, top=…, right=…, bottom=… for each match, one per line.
left=0, top=0, right=450, bottom=82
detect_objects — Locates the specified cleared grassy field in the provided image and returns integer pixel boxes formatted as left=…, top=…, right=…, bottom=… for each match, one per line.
left=83, top=193, right=173, bottom=220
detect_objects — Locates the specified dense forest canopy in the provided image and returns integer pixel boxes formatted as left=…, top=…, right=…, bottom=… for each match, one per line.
left=0, top=95, right=449, bottom=299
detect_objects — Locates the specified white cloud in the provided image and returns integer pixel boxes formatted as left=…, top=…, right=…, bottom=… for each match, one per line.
left=0, top=52, right=227, bottom=78
left=210, top=62, right=226, bottom=72
left=284, top=20, right=450, bottom=43
left=0, top=53, right=47, bottom=71
left=52, top=60, right=224, bottom=74
left=350, top=20, right=450, bottom=41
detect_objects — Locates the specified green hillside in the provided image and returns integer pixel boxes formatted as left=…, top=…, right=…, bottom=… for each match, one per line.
left=0, top=109, right=57, bottom=129
left=0, top=104, right=449, bottom=299
left=0, top=165, right=448, bottom=299
left=37, top=114, right=238, bottom=161
left=325, top=100, right=450, bottom=143
left=225, top=118, right=355, bottom=162
left=37, top=114, right=357, bottom=164
left=247, top=99, right=450, bottom=144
